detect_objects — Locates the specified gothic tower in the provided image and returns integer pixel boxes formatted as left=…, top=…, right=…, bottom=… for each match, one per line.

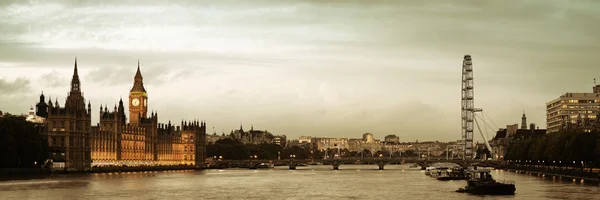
left=129, top=60, right=148, bottom=126
left=36, top=92, right=48, bottom=118
left=521, top=111, right=527, bottom=130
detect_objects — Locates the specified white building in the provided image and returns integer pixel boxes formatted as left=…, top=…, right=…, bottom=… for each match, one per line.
left=25, top=105, right=46, bottom=124
left=546, top=84, right=600, bottom=133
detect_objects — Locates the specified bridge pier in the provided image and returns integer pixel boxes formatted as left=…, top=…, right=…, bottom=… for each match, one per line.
left=289, top=161, right=296, bottom=170
left=332, top=160, right=341, bottom=170
left=377, top=160, right=386, bottom=170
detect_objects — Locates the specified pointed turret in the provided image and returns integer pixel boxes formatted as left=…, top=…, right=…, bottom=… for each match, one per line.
left=70, top=58, right=81, bottom=93
left=131, top=60, right=146, bottom=92
left=39, top=91, right=45, bottom=103
left=55, top=98, right=59, bottom=107
left=135, top=59, right=142, bottom=79
left=521, top=111, right=527, bottom=129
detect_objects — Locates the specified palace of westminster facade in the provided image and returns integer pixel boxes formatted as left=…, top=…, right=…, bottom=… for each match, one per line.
left=34, top=59, right=207, bottom=171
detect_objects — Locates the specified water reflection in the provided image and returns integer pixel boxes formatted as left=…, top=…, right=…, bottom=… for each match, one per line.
left=0, top=165, right=597, bottom=200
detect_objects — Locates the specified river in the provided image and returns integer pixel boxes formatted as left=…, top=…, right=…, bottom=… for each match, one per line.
left=1, top=164, right=598, bottom=200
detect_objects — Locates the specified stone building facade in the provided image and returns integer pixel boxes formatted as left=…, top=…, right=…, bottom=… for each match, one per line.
left=37, top=59, right=206, bottom=171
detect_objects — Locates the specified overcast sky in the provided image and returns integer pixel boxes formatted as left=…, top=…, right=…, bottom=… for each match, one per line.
left=1, top=0, right=599, bottom=141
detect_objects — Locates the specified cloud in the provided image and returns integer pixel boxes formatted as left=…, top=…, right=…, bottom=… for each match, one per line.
left=1, top=0, right=600, bottom=141
left=0, top=77, right=31, bottom=96
left=85, top=66, right=133, bottom=86
left=38, top=70, right=65, bottom=88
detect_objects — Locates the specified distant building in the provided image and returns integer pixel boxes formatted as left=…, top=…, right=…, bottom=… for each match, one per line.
left=26, top=105, right=46, bottom=124
left=313, top=137, right=348, bottom=150
left=489, top=124, right=546, bottom=160
left=546, top=83, right=600, bottom=133
left=207, top=133, right=224, bottom=144
left=384, top=134, right=399, bottom=143
left=298, top=136, right=312, bottom=143
left=287, top=139, right=300, bottom=147
left=230, top=125, right=274, bottom=144
left=348, top=133, right=381, bottom=152
left=273, top=135, right=287, bottom=146
left=362, top=133, right=375, bottom=143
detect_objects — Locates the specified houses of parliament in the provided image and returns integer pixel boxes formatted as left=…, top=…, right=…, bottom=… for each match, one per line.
left=34, top=59, right=207, bottom=172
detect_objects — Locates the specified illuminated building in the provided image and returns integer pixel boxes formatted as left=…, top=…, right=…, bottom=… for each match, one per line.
left=546, top=83, right=600, bottom=133
left=37, top=59, right=206, bottom=171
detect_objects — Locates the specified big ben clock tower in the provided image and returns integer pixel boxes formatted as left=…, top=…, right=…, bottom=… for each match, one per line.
left=129, top=61, right=148, bottom=126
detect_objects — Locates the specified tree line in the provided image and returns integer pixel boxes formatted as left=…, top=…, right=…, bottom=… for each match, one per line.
left=206, top=138, right=427, bottom=160
left=504, top=130, right=599, bottom=167
left=0, top=115, right=49, bottom=168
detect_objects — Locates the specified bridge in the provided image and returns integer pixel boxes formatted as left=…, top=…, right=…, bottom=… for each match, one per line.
left=209, top=157, right=502, bottom=170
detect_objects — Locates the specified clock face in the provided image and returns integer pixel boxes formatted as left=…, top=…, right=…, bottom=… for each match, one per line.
left=132, top=98, right=140, bottom=106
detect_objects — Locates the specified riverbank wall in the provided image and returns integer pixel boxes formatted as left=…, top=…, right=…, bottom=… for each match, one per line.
left=1, top=165, right=202, bottom=179
left=500, top=164, right=600, bottom=183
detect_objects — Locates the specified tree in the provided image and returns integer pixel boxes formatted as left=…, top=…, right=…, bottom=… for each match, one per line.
left=0, top=115, right=48, bottom=168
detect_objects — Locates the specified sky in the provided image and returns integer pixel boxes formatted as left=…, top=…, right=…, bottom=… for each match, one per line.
left=1, top=0, right=599, bottom=142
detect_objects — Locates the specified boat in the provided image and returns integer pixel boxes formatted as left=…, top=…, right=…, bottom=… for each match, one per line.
left=437, top=167, right=467, bottom=181
left=296, top=163, right=307, bottom=167
left=456, top=168, right=516, bottom=195
left=308, top=162, right=322, bottom=165
left=250, top=163, right=274, bottom=169
left=425, top=167, right=436, bottom=176
left=430, top=167, right=450, bottom=178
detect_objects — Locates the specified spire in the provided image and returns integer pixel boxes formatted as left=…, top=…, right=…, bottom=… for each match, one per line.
left=131, top=60, right=146, bottom=92
left=70, top=58, right=81, bottom=93
left=118, top=97, right=124, bottom=110
left=39, top=91, right=45, bottom=102
left=74, top=57, right=78, bottom=77
left=135, top=59, right=143, bottom=79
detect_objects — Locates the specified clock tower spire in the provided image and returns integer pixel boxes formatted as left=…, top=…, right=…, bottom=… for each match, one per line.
left=129, top=60, right=148, bottom=126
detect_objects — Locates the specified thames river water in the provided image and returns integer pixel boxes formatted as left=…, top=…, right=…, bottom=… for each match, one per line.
left=1, top=164, right=599, bottom=200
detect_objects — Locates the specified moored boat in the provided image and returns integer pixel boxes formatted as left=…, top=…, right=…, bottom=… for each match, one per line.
left=425, top=167, right=436, bottom=176
left=437, top=167, right=467, bottom=181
